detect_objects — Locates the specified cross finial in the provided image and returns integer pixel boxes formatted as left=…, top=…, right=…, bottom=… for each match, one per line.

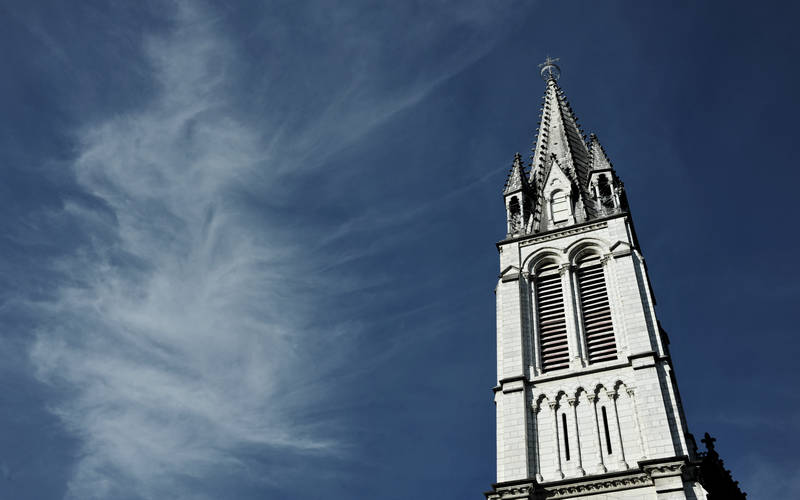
left=538, top=55, right=561, bottom=81
left=701, top=432, right=717, bottom=452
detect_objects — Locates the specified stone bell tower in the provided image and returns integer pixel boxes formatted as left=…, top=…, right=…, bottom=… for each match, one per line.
left=487, top=58, right=710, bottom=499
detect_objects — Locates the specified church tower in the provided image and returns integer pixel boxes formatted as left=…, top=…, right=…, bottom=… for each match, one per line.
left=487, top=59, right=710, bottom=499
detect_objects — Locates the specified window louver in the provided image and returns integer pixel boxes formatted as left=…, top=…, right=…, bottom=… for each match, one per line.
left=535, top=263, right=569, bottom=372
left=577, top=255, right=617, bottom=363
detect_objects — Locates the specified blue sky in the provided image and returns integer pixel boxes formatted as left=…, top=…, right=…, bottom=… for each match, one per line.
left=1, top=1, right=798, bottom=499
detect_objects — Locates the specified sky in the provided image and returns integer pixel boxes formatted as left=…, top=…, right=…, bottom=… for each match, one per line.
left=0, top=1, right=798, bottom=499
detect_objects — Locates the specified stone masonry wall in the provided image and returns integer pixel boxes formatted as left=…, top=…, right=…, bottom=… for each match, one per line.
left=494, top=215, right=694, bottom=486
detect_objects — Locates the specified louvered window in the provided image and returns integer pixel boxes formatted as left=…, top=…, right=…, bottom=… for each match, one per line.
left=534, top=262, right=569, bottom=372
left=576, top=254, right=617, bottom=363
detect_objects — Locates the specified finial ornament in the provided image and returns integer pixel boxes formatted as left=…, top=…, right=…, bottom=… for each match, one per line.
left=539, top=55, right=561, bottom=81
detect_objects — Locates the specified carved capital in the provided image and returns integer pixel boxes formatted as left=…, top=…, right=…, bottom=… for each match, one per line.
left=548, top=401, right=558, bottom=411
left=626, top=387, right=635, bottom=397
left=558, top=263, right=571, bottom=276
left=606, top=390, right=618, bottom=401
left=567, top=398, right=577, bottom=407
left=586, top=394, right=597, bottom=403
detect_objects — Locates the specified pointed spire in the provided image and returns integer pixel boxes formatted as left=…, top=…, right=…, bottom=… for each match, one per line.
left=503, top=152, right=529, bottom=194
left=527, top=64, right=593, bottom=230
left=589, top=133, right=614, bottom=172
left=529, top=78, right=590, bottom=187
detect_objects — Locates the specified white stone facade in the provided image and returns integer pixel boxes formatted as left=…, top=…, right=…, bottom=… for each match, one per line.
left=488, top=64, right=713, bottom=499
left=489, top=215, right=708, bottom=499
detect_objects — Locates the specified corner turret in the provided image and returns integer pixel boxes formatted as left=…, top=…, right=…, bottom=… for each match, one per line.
left=503, top=153, right=533, bottom=237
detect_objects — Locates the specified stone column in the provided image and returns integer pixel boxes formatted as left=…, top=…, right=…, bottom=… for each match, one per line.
left=588, top=394, right=606, bottom=473
left=626, top=387, right=647, bottom=461
left=549, top=401, right=564, bottom=479
left=532, top=403, right=543, bottom=482
left=607, top=390, right=629, bottom=469
left=568, top=398, right=585, bottom=476
left=559, top=263, right=584, bottom=369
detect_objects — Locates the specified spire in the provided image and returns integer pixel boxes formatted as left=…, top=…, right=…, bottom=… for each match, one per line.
left=589, top=133, right=614, bottom=172
left=499, top=58, right=630, bottom=237
left=503, top=152, right=529, bottom=194
left=528, top=61, right=594, bottom=229
left=529, top=72, right=590, bottom=188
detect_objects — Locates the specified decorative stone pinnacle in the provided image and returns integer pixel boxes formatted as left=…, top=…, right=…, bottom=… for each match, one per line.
left=538, top=55, right=561, bottom=81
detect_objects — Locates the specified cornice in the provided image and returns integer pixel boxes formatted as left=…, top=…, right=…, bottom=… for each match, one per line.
left=494, top=375, right=529, bottom=394
left=540, top=473, right=650, bottom=499
left=485, top=457, right=697, bottom=500
left=528, top=351, right=672, bottom=384
left=496, top=212, right=629, bottom=249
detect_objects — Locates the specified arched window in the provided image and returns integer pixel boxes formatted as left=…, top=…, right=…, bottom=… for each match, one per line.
left=534, top=261, right=569, bottom=372
left=508, top=196, right=521, bottom=233
left=601, top=405, right=613, bottom=454
left=576, top=253, right=617, bottom=363
left=550, top=190, right=571, bottom=223
left=561, top=413, right=571, bottom=461
left=522, top=197, right=532, bottom=227
left=596, top=175, right=615, bottom=213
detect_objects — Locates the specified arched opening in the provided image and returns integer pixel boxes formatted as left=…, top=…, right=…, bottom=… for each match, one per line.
left=550, top=189, right=571, bottom=223
left=508, top=196, right=521, bottom=233
left=534, top=260, right=569, bottom=372
left=596, top=175, right=615, bottom=213
left=562, top=413, right=571, bottom=461
left=523, top=197, right=532, bottom=227
left=576, top=253, right=617, bottom=364
left=601, top=405, right=613, bottom=455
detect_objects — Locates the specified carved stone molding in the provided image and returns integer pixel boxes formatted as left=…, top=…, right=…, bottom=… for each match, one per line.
left=642, top=461, right=686, bottom=479
left=519, top=222, right=608, bottom=247
left=485, top=482, right=535, bottom=500
left=539, top=472, right=652, bottom=499
left=486, top=461, right=701, bottom=500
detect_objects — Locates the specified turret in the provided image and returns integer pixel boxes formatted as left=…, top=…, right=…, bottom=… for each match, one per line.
left=587, top=133, right=628, bottom=216
left=503, top=153, right=533, bottom=237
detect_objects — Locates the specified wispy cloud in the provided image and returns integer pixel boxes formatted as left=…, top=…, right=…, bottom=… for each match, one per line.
left=25, top=1, right=515, bottom=498
left=30, top=5, right=323, bottom=498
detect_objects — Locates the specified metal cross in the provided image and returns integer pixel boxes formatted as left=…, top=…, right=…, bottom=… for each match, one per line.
left=538, top=55, right=561, bottom=81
